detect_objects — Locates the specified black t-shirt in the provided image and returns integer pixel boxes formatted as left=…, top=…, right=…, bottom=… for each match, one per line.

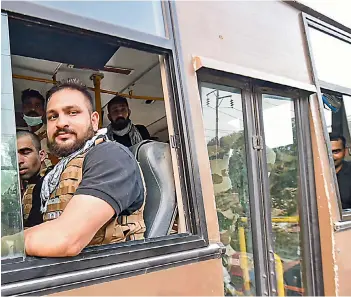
left=75, top=141, right=144, bottom=216
left=336, top=161, right=351, bottom=209
left=26, top=142, right=144, bottom=225
left=25, top=175, right=45, bottom=228
left=111, top=125, right=150, bottom=147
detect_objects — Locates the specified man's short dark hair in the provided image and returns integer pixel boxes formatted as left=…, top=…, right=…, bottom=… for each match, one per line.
left=21, top=89, right=45, bottom=106
left=16, top=130, right=41, bottom=152
left=329, top=132, right=346, bottom=148
left=46, top=78, right=95, bottom=112
left=107, top=95, right=129, bottom=113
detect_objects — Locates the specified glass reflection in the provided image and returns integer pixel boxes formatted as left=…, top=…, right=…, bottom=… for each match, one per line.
left=34, top=1, right=166, bottom=37
left=261, top=94, right=304, bottom=296
left=309, top=28, right=351, bottom=89
left=200, top=83, right=256, bottom=296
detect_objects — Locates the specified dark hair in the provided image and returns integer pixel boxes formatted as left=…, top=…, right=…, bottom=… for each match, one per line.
left=16, top=130, right=41, bottom=152
left=21, top=89, right=45, bottom=106
left=107, top=95, right=129, bottom=113
left=46, top=78, right=95, bottom=112
left=329, top=132, right=346, bottom=148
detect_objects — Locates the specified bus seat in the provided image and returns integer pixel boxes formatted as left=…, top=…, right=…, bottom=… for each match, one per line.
left=129, top=140, right=177, bottom=238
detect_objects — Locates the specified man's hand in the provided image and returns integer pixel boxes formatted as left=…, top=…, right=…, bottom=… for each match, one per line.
left=24, top=195, right=114, bottom=257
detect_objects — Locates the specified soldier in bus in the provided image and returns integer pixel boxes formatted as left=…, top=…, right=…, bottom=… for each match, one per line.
left=17, top=130, right=52, bottom=228
left=1, top=78, right=146, bottom=257
left=329, top=133, right=351, bottom=209
left=21, top=89, right=59, bottom=166
left=106, top=95, right=150, bottom=147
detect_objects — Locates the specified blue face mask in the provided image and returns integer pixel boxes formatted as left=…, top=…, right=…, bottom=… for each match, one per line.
left=23, top=115, right=43, bottom=127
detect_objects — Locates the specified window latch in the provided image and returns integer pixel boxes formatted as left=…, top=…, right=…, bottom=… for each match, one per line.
left=252, top=135, right=263, bottom=150
left=170, top=134, right=180, bottom=149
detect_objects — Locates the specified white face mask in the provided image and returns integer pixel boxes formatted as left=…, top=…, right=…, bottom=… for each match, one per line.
left=23, top=114, right=43, bottom=127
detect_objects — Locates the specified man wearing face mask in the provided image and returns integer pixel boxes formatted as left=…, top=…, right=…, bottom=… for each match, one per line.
left=106, top=95, right=150, bottom=147
left=21, top=89, right=59, bottom=166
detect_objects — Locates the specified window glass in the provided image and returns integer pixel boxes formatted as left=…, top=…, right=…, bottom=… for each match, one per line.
left=200, top=82, right=256, bottom=296
left=309, top=28, right=351, bottom=89
left=261, top=95, right=304, bottom=296
left=1, top=13, right=25, bottom=259
left=323, top=93, right=351, bottom=210
left=343, top=95, right=351, bottom=143
left=33, top=1, right=166, bottom=37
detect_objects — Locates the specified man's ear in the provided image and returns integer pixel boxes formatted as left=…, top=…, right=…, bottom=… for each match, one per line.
left=107, top=113, right=112, bottom=122
left=39, top=149, right=46, bottom=163
left=128, top=109, right=131, bottom=117
left=91, top=111, right=99, bottom=132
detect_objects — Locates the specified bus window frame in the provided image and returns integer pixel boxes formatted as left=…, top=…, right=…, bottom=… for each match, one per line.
left=302, top=12, right=351, bottom=223
left=0, top=2, right=221, bottom=295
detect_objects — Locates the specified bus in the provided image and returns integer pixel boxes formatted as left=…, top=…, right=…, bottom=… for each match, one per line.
left=1, top=1, right=350, bottom=295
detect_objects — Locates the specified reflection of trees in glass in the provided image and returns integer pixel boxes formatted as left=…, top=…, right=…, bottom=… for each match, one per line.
left=1, top=135, right=22, bottom=237
left=269, top=119, right=300, bottom=260
left=269, top=121, right=298, bottom=217
left=208, top=130, right=249, bottom=255
left=209, top=119, right=300, bottom=261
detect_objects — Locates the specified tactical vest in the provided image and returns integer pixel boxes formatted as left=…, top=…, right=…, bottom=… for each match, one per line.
left=43, top=141, right=146, bottom=246
left=22, top=184, right=36, bottom=222
left=22, top=166, right=51, bottom=224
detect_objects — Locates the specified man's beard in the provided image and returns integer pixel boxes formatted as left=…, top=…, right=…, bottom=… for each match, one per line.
left=48, top=125, right=95, bottom=158
left=111, top=117, right=130, bottom=130
left=26, top=110, right=40, bottom=117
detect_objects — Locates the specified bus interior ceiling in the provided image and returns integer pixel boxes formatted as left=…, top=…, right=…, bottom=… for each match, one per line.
left=8, top=19, right=168, bottom=142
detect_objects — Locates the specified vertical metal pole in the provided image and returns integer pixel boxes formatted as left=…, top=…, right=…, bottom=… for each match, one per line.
left=239, top=226, right=251, bottom=294
left=274, top=254, right=285, bottom=297
left=215, top=89, right=219, bottom=148
left=90, top=73, right=104, bottom=128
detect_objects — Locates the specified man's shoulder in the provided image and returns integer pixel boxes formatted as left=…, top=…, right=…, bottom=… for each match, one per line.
left=135, top=124, right=147, bottom=129
left=343, top=161, right=351, bottom=173
left=84, top=140, right=137, bottom=165
left=135, top=124, right=150, bottom=139
left=34, top=124, right=47, bottom=137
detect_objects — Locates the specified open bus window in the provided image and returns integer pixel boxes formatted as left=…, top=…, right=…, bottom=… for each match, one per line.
left=1, top=14, right=181, bottom=260
left=322, top=92, right=351, bottom=212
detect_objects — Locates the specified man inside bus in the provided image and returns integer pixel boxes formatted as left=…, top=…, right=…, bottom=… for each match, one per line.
left=21, top=89, right=59, bottom=166
left=106, top=95, right=151, bottom=147
left=329, top=133, right=351, bottom=209
left=1, top=79, right=145, bottom=258
left=17, top=130, right=51, bottom=228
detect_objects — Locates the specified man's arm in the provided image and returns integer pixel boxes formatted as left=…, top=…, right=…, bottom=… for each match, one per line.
left=24, top=142, right=143, bottom=257
left=24, top=194, right=114, bottom=257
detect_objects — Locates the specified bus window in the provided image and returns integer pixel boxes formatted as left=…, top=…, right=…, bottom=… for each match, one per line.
left=261, top=94, right=303, bottom=296
left=307, top=20, right=351, bottom=215
left=199, top=82, right=256, bottom=296
left=1, top=13, right=184, bottom=263
left=323, top=93, right=351, bottom=211
left=1, top=13, right=25, bottom=259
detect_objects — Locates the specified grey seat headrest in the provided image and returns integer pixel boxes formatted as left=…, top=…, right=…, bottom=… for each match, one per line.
left=130, top=140, right=177, bottom=238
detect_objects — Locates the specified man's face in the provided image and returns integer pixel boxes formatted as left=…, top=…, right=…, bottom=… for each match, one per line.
left=46, top=89, right=99, bottom=158
left=22, top=97, right=45, bottom=118
left=108, top=103, right=130, bottom=130
left=331, top=139, right=346, bottom=168
left=17, top=136, right=45, bottom=180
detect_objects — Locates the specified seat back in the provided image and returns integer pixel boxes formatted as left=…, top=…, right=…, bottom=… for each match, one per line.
left=130, top=140, right=177, bottom=238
